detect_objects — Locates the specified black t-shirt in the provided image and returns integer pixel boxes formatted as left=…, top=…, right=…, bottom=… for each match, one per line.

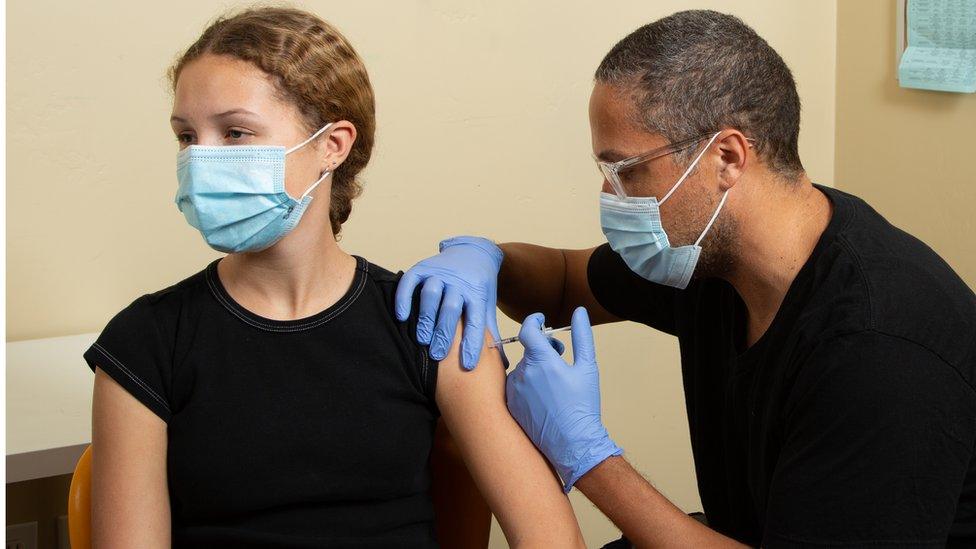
left=83, top=256, right=441, bottom=548
left=588, top=185, right=976, bottom=548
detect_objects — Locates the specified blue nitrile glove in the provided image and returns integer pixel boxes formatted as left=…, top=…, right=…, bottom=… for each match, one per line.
left=506, top=307, right=623, bottom=492
left=395, top=236, right=506, bottom=370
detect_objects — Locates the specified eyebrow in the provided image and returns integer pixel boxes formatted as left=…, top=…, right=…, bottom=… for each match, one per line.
left=169, top=108, right=260, bottom=124
left=596, top=149, right=629, bottom=162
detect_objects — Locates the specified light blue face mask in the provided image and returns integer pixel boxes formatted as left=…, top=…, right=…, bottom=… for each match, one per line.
left=175, top=123, right=333, bottom=253
left=599, top=132, right=728, bottom=289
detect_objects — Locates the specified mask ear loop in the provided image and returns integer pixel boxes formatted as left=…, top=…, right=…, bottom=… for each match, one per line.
left=286, top=122, right=334, bottom=155
left=659, top=131, right=722, bottom=206
left=300, top=168, right=332, bottom=200
left=694, top=188, right=729, bottom=247
left=285, top=122, right=335, bottom=200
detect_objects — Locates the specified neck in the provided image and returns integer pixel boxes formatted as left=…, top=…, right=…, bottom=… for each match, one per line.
left=218, top=225, right=356, bottom=321
left=723, top=175, right=831, bottom=346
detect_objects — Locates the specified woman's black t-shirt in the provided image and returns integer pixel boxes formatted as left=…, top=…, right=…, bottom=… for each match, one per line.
left=83, top=256, right=441, bottom=548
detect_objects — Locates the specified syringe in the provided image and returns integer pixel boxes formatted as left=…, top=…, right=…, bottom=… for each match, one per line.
left=490, top=325, right=572, bottom=348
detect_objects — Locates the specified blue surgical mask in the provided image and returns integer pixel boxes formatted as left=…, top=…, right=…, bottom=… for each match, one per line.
left=599, top=132, right=727, bottom=289
left=175, top=123, right=333, bottom=253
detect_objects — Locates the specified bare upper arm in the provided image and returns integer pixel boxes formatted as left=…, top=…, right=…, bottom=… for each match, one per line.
left=91, top=367, right=170, bottom=548
left=557, top=246, right=620, bottom=327
left=497, top=243, right=620, bottom=328
left=434, top=326, right=585, bottom=548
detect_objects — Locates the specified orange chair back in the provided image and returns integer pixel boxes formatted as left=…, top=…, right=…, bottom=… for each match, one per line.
left=68, top=444, right=93, bottom=549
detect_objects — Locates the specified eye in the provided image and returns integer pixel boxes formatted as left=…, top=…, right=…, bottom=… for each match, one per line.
left=619, top=167, right=640, bottom=183
left=176, top=133, right=194, bottom=145
left=225, top=127, right=253, bottom=141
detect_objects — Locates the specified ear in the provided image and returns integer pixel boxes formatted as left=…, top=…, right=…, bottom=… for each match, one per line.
left=715, top=130, right=750, bottom=192
left=318, top=120, right=357, bottom=173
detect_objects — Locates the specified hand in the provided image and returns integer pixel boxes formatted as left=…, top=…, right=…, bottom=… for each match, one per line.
left=506, top=307, right=623, bottom=492
left=395, top=236, right=505, bottom=370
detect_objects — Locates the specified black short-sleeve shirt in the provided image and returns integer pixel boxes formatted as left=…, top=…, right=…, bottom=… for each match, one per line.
left=588, top=185, right=976, bottom=547
left=84, top=256, right=441, bottom=548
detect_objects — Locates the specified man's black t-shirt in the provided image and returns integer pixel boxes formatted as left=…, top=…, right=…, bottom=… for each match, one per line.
left=83, top=257, right=441, bottom=548
left=588, top=185, right=976, bottom=547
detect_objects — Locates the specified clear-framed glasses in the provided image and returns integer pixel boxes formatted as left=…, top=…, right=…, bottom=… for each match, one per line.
left=595, top=133, right=754, bottom=198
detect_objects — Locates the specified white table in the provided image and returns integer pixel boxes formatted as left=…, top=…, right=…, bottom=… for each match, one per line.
left=6, top=333, right=99, bottom=483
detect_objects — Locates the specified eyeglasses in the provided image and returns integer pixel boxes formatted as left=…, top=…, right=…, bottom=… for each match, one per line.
left=595, top=133, right=754, bottom=198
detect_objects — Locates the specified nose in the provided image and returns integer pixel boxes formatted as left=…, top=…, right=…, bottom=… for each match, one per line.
left=600, top=178, right=614, bottom=195
left=193, top=134, right=224, bottom=147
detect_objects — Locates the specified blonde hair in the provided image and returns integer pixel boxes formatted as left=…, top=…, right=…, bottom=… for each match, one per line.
left=169, top=7, right=376, bottom=237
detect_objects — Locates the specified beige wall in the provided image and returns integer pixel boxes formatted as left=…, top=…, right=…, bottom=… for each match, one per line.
left=6, top=1, right=836, bottom=546
left=836, top=0, right=976, bottom=289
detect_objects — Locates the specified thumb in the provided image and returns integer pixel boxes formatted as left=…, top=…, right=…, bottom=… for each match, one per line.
left=570, top=307, right=596, bottom=366
left=518, top=312, right=554, bottom=356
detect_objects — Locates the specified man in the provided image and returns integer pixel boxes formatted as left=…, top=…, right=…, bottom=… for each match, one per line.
left=395, top=10, right=976, bottom=548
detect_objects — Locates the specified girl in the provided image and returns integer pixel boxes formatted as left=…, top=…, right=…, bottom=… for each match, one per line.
left=87, top=7, right=583, bottom=548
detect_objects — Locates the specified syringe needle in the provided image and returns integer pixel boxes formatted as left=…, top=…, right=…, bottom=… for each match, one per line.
left=490, top=325, right=571, bottom=348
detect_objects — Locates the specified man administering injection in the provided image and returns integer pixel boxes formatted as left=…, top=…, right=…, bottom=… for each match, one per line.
left=397, top=10, right=976, bottom=549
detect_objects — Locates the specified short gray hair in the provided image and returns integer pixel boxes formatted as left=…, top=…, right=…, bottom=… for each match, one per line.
left=595, top=10, right=803, bottom=179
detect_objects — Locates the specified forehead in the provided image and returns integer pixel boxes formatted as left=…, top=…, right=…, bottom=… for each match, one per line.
left=589, top=83, right=639, bottom=130
left=172, top=54, right=281, bottom=115
left=589, top=82, right=667, bottom=156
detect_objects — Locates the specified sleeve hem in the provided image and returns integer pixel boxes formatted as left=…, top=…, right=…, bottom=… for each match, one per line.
left=586, top=243, right=621, bottom=319
left=84, top=343, right=172, bottom=423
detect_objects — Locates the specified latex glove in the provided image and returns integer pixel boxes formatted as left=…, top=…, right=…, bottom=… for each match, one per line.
left=506, top=307, right=623, bottom=492
left=395, top=236, right=505, bottom=370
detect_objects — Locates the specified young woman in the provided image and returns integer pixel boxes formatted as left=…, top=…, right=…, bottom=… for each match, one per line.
left=86, top=7, right=583, bottom=548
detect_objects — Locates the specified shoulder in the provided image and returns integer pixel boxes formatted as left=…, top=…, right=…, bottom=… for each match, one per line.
left=86, top=265, right=210, bottom=423
left=356, top=257, right=439, bottom=404
left=357, top=256, right=425, bottom=333
left=810, top=187, right=976, bottom=377
left=356, top=256, right=406, bottom=312
left=103, top=264, right=211, bottom=333
left=90, top=262, right=212, bottom=376
left=361, top=257, right=402, bottom=289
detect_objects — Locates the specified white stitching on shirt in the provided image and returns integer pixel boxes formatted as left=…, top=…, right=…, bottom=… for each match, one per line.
left=205, top=258, right=369, bottom=332
left=91, top=342, right=171, bottom=411
left=421, top=347, right=430, bottom=394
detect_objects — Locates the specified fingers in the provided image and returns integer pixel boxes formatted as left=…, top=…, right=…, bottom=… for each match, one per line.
left=518, top=312, right=555, bottom=357
left=430, top=287, right=464, bottom=360
left=394, top=270, right=423, bottom=321
left=460, top=300, right=486, bottom=371
left=416, top=279, right=444, bottom=346
left=570, top=307, right=596, bottom=366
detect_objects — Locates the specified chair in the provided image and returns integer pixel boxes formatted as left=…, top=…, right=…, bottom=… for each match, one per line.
left=67, top=444, right=92, bottom=549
